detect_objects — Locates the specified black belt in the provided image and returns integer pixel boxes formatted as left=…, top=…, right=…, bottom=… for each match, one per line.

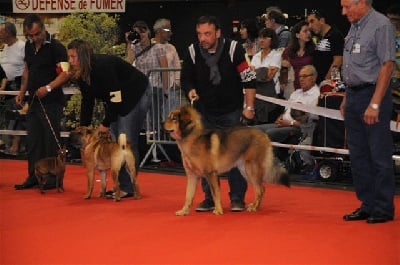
left=348, top=83, right=375, bottom=91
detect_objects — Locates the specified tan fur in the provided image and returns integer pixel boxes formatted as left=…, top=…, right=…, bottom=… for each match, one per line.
left=70, top=127, right=141, bottom=202
left=34, top=146, right=67, bottom=194
left=164, top=105, right=290, bottom=216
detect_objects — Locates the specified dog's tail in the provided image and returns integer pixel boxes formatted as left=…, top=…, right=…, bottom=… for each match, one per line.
left=118, top=133, right=127, bottom=150
left=263, top=147, right=290, bottom=187
left=271, top=158, right=290, bottom=187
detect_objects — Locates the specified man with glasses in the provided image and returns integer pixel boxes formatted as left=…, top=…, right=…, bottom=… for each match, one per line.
left=255, top=65, right=320, bottom=164
left=340, top=0, right=396, bottom=224
left=14, top=14, right=69, bottom=190
left=306, top=9, right=344, bottom=85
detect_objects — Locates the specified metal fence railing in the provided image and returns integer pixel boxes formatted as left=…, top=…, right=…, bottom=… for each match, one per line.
left=139, top=67, right=187, bottom=168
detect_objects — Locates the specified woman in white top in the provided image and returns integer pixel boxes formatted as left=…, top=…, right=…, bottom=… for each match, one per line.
left=250, top=27, right=282, bottom=124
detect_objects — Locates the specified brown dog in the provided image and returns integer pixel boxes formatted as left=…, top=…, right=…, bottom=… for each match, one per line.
left=69, top=127, right=141, bottom=202
left=34, top=146, right=67, bottom=194
left=164, top=105, right=290, bottom=216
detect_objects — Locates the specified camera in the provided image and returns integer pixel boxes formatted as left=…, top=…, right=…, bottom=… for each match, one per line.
left=127, top=31, right=141, bottom=43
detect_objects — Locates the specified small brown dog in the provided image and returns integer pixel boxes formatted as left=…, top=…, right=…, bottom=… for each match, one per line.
left=164, top=105, right=290, bottom=216
left=69, top=127, right=141, bottom=202
left=34, top=146, right=67, bottom=194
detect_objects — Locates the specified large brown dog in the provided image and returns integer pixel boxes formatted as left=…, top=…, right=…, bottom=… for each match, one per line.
left=34, top=146, right=67, bottom=194
left=70, top=127, right=141, bottom=202
left=164, top=105, right=290, bottom=215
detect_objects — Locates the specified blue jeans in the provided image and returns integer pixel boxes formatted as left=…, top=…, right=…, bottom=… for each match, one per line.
left=254, top=123, right=300, bottom=142
left=110, top=83, right=152, bottom=193
left=345, top=85, right=395, bottom=217
left=199, top=108, right=248, bottom=203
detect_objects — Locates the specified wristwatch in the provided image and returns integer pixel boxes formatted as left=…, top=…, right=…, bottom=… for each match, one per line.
left=245, top=106, right=255, bottom=111
left=290, top=120, right=295, bottom=126
left=370, top=103, right=379, bottom=110
left=45, top=85, right=52, bottom=92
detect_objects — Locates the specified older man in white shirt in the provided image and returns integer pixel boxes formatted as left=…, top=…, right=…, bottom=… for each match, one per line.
left=254, top=64, right=320, bottom=163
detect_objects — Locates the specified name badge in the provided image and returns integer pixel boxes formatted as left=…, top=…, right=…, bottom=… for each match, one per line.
left=110, top=90, right=122, bottom=103
left=352, top=43, right=361, bottom=54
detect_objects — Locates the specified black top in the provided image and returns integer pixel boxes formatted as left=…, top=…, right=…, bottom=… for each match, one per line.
left=181, top=38, right=256, bottom=115
left=313, top=27, right=344, bottom=84
left=24, top=32, right=67, bottom=104
left=78, top=54, right=149, bottom=127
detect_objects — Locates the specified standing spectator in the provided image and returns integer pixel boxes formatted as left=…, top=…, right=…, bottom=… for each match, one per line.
left=307, top=9, right=344, bottom=85
left=152, top=18, right=183, bottom=112
left=239, top=18, right=260, bottom=62
left=125, top=20, right=168, bottom=90
left=264, top=9, right=291, bottom=49
left=14, top=14, right=69, bottom=190
left=386, top=4, right=400, bottom=96
left=250, top=27, right=281, bottom=124
left=340, top=0, right=396, bottom=224
left=281, top=21, right=315, bottom=93
left=181, top=15, right=256, bottom=212
left=67, top=39, right=152, bottom=199
left=125, top=21, right=168, bottom=162
left=0, top=22, right=25, bottom=156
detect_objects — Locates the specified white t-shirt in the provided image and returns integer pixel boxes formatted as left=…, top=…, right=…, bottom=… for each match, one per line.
left=0, top=39, right=25, bottom=81
left=282, top=84, right=320, bottom=121
left=251, top=49, right=282, bottom=94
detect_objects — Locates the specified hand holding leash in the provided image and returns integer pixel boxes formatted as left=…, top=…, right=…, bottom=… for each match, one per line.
left=188, top=89, right=199, bottom=105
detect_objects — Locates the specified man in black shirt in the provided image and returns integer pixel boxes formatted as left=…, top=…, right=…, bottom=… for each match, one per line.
left=14, top=14, right=69, bottom=190
left=181, top=15, right=256, bottom=212
left=307, top=9, right=344, bottom=85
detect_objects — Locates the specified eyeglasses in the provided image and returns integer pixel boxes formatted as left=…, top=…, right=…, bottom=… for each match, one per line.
left=298, top=74, right=314, bottom=78
left=162, top=28, right=172, bottom=32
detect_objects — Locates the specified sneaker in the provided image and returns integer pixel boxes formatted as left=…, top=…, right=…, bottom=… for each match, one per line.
left=230, top=200, right=245, bottom=212
left=195, top=200, right=215, bottom=212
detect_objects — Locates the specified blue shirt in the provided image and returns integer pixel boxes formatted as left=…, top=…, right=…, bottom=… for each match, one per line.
left=342, top=9, right=396, bottom=87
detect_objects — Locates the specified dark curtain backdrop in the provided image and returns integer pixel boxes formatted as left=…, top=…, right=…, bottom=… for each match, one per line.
left=0, top=0, right=398, bottom=58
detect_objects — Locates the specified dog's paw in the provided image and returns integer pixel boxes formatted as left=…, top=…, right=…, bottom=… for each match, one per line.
left=212, top=209, right=224, bottom=215
left=175, top=209, right=189, bottom=216
left=246, top=203, right=258, bottom=212
left=133, top=192, right=142, bottom=199
left=84, top=194, right=91, bottom=199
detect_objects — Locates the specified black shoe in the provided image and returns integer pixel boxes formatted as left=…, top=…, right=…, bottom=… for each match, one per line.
left=366, top=213, right=394, bottom=224
left=231, top=200, right=245, bottom=212
left=343, top=208, right=370, bottom=221
left=14, top=177, right=38, bottom=190
left=195, top=200, right=215, bottom=212
left=105, top=191, right=133, bottom=199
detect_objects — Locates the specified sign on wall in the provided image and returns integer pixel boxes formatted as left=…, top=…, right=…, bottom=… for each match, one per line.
left=12, top=0, right=126, bottom=13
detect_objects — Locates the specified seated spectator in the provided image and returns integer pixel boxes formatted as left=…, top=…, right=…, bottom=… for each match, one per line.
left=254, top=65, right=320, bottom=162
left=290, top=108, right=317, bottom=171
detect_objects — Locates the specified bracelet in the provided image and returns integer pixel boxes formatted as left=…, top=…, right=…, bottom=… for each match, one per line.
left=245, top=106, right=255, bottom=111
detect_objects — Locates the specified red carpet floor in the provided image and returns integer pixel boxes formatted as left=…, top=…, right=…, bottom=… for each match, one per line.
left=0, top=159, right=399, bottom=264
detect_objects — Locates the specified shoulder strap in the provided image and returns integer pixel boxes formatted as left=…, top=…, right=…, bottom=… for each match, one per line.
left=229, top=40, right=237, bottom=63
left=189, top=41, right=236, bottom=64
left=135, top=44, right=153, bottom=59
left=188, top=43, right=196, bottom=64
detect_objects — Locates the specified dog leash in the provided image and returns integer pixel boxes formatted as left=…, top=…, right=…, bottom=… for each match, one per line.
left=30, top=94, right=63, bottom=150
